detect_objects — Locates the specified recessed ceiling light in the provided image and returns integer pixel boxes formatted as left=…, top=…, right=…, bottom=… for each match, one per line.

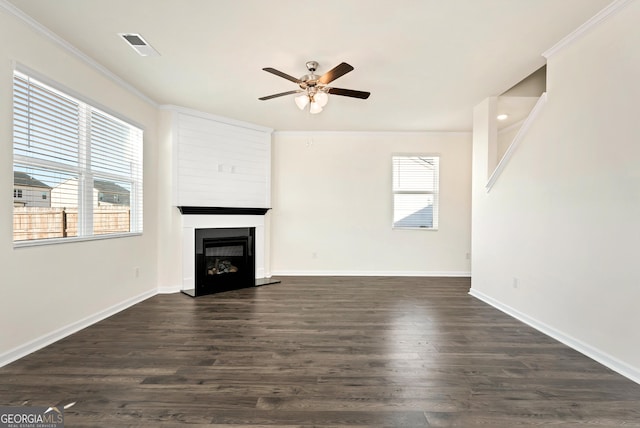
left=118, top=33, right=160, bottom=57
left=496, top=114, right=509, bottom=121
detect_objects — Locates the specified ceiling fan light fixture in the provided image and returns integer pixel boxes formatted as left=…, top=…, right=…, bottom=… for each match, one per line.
left=260, top=61, right=370, bottom=114
left=314, top=91, right=329, bottom=107
left=309, top=101, right=323, bottom=114
left=294, top=94, right=309, bottom=110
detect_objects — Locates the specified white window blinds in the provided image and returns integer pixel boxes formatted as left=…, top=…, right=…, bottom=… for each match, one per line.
left=392, top=155, right=439, bottom=229
left=12, top=70, right=143, bottom=244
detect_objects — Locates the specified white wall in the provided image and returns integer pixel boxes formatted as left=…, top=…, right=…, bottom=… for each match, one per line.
left=155, top=109, right=184, bottom=292
left=471, top=1, right=640, bottom=380
left=0, top=9, right=160, bottom=363
left=271, top=132, right=472, bottom=276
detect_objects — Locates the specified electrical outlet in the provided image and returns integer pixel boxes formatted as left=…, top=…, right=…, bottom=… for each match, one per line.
left=512, top=277, right=519, bottom=289
left=135, top=267, right=140, bottom=278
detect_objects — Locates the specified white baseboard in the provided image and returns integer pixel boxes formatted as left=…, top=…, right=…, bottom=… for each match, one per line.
left=0, top=288, right=157, bottom=368
left=469, top=288, right=640, bottom=385
left=157, top=285, right=182, bottom=294
left=272, top=270, right=471, bottom=277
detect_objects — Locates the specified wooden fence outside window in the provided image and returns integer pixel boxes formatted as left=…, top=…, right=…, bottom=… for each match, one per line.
left=13, top=206, right=130, bottom=241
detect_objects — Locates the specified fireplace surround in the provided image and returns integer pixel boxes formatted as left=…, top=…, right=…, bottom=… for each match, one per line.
left=180, top=207, right=278, bottom=297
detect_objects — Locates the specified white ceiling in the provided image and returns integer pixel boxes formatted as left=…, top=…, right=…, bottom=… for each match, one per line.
left=7, top=0, right=611, bottom=132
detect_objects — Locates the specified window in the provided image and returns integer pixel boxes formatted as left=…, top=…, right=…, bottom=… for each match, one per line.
left=14, top=189, right=22, bottom=198
left=392, top=155, right=439, bottom=229
left=12, top=69, right=143, bottom=244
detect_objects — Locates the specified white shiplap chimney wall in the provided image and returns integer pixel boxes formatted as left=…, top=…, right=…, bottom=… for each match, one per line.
left=168, top=106, right=273, bottom=209
left=162, top=105, right=274, bottom=290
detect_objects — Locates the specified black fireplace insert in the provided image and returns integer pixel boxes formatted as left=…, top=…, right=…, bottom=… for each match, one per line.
left=185, top=227, right=256, bottom=297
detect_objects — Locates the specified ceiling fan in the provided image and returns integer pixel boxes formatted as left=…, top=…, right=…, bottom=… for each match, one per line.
left=259, top=61, right=371, bottom=114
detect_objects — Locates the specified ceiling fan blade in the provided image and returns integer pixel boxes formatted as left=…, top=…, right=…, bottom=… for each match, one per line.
left=262, top=67, right=302, bottom=84
left=259, top=90, right=301, bottom=100
left=326, top=87, right=370, bottom=99
left=318, top=62, right=354, bottom=85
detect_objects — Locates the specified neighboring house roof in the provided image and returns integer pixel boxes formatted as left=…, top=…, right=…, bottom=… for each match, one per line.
left=94, top=179, right=130, bottom=205
left=14, top=171, right=51, bottom=189
left=94, top=179, right=129, bottom=195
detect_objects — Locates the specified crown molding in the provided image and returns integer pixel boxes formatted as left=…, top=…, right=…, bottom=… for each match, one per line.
left=273, top=130, right=472, bottom=137
left=159, top=104, right=273, bottom=133
left=0, top=0, right=158, bottom=107
left=543, top=0, right=635, bottom=59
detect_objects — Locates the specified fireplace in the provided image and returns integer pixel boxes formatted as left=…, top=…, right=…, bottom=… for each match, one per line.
left=183, top=227, right=255, bottom=297
left=179, top=209, right=279, bottom=297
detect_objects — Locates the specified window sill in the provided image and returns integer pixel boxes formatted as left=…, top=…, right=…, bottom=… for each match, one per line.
left=13, top=232, right=142, bottom=248
left=392, top=227, right=438, bottom=231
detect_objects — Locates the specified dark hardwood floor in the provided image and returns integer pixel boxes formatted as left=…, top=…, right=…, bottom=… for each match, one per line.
left=2, top=276, right=640, bottom=427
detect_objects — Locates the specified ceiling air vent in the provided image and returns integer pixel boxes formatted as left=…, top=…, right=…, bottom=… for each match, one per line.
left=119, top=33, right=160, bottom=57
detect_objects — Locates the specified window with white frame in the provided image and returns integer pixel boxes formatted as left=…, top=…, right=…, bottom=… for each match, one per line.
left=392, top=155, right=439, bottom=229
left=12, top=69, right=143, bottom=244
